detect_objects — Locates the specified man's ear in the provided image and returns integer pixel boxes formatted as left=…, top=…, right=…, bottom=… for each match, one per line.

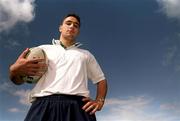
left=59, top=25, right=62, bottom=32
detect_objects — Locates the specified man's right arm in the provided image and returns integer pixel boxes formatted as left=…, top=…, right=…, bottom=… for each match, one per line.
left=9, top=64, right=25, bottom=85
left=9, top=48, right=30, bottom=85
left=9, top=48, right=47, bottom=85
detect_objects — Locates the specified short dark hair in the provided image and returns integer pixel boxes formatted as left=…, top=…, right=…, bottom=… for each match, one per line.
left=61, top=13, right=81, bottom=27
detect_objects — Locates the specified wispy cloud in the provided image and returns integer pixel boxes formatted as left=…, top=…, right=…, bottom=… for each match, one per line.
left=156, top=0, right=180, bottom=71
left=0, top=0, right=36, bottom=32
left=8, top=107, right=23, bottom=113
left=0, top=81, right=15, bottom=94
left=162, top=35, right=180, bottom=71
left=97, top=96, right=180, bottom=121
left=160, top=102, right=180, bottom=115
left=0, top=81, right=31, bottom=115
left=0, top=81, right=31, bottom=106
left=162, top=45, right=178, bottom=66
left=13, top=89, right=31, bottom=106
left=156, top=0, right=180, bottom=21
left=3, top=39, right=22, bottom=49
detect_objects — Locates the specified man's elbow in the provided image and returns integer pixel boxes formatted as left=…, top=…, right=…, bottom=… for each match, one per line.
left=9, top=75, right=24, bottom=85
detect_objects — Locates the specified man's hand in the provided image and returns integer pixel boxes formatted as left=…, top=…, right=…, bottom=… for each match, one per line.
left=82, top=97, right=104, bottom=115
left=9, top=48, right=47, bottom=84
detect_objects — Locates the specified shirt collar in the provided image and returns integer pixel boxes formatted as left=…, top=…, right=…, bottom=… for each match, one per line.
left=52, top=39, right=82, bottom=49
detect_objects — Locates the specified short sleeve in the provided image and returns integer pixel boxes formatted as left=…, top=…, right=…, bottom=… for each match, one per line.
left=87, top=52, right=105, bottom=84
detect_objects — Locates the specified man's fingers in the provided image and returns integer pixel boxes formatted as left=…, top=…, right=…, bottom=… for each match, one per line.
left=27, top=59, right=47, bottom=69
left=27, top=71, right=45, bottom=76
left=18, top=48, right=29, bottom=59
left=27, top=62, right=47, bottom=68
left=24, top=67, right=47, bottom=76
left=28, top=58, right=46, bottom=63
left=90, top=106, right=99, bottom=115
left=82, top=102, right=98, bottom=115
left=85, top=104, right=94, bottom=112
left=82, top=102, right=91, bottom=110
left=82, top=97, right=91, bottom=102
left=82, top=98, right=102, bottom=115
left=21, top=61, right=47, bottom=76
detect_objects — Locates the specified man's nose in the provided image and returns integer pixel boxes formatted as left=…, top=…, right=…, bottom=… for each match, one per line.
left=69, top=23, right=75, bottom=28
left=69, top=23, right=72, bottom=27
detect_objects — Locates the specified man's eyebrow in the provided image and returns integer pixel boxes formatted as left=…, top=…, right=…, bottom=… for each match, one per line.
left=65, top=20, right=79, bottom=25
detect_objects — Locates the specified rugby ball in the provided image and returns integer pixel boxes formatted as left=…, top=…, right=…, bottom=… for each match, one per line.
left=22, top=47, right=48, bottom=83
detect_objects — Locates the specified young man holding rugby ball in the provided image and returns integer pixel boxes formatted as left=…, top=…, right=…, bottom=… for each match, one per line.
left=9, top=13, right=108, bottom=121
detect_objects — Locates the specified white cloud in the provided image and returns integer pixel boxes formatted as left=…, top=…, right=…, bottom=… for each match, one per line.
left=162, top=45, right=177, bottom=66
left=105, top=96, right=152, bottom=107
left=97, top=96, right=180, bottom=121
left=0, top=0, right=36, bottom=32
left=162, top=35, right=180, bottom=71
left=0, top=82, right=31, bottom=113
left=0, top=82, right=15, bottom=94
left=13, top=89, right=31, bottom=106
left=157, top=0, right=180, bottom=71
left=0, top=82, right=31, bottom=106
left=8, top=107, right=22, bottom=113
left=160, top=102, right=180, bottom=115
left=157, top=0, right=180, bottom=21
left=3, top=39, right=22, bottom=48
left=8, top=40, right=21, bottom=47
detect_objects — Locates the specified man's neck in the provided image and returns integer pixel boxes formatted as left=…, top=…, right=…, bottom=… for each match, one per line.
left=59, top=36, right=75, bottom=47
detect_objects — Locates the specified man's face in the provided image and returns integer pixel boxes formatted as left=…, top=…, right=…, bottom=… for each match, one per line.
left=59, top=16, right=80, bottom=40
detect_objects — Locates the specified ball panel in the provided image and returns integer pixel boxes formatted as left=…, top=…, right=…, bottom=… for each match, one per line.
left=22, top=76, right=41, bottom=83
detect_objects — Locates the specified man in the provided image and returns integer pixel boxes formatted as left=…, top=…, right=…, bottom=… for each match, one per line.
left=9, top=13, right=108, bottom=121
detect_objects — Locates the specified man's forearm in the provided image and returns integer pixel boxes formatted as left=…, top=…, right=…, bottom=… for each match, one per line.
left=9, top=64, right=24, bottom=85
left=96, top=79, right=108, bottom=102
left=82, top=79, right=108, bottom=114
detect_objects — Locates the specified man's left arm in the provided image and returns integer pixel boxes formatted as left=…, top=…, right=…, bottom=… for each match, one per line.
left=82, top=79, right=108, bottom=115
left=95, top=79, right=108, bottom=110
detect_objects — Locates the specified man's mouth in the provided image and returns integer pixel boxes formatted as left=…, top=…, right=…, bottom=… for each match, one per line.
left=68, top=29, right=75, bottom=34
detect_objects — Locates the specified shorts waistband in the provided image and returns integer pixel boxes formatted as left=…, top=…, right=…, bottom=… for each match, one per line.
left=36, top=94, right=84, bottom=101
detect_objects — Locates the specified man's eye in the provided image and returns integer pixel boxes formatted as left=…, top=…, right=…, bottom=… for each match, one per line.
left=74, top=24, right=79, bottom=28
left=65, top=22, right=79, bottom=28
left=66, top=22, right=71, bottom=25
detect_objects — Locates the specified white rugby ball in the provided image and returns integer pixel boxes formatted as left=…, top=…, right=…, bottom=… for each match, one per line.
left=22, top=47, right=48, bottom=83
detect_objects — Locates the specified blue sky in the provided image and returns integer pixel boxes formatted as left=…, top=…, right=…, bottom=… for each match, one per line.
left=0, top=0, right=180, bottom=121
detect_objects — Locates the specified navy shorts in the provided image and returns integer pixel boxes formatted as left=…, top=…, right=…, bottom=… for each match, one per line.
left=24, top=94, right=96, bottom=121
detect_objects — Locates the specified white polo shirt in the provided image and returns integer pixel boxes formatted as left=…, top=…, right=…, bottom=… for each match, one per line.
left=29, top=39, right=105, bottom=102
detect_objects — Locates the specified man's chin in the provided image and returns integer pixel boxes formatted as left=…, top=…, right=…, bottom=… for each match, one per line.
left=64, top=35, right=76, bottom=40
